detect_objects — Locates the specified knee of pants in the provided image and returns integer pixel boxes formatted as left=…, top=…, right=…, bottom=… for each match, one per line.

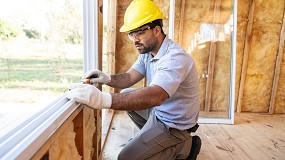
left=120, top=88, right=136, bottom=94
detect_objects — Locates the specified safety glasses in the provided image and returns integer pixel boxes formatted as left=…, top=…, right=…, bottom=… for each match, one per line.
left=128, top=27, right=151, bottom=40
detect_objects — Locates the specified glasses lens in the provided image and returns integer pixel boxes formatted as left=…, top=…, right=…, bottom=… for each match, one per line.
left=128, top=32, right=134, bottom=38
left=128, top=27, right=150, bottom=39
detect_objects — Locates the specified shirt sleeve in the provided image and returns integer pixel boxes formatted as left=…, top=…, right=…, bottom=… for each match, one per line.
left=150, top=58, right=189, bottom=97
left=131, top=54, right=146, bottom=76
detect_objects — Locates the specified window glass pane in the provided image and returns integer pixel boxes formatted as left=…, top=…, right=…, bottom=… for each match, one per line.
left=173, top=0, right=234, bottom=119
left=0, top=0, right=83, bottom=132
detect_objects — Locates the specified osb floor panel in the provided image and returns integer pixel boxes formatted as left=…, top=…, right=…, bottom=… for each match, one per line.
left=102, top=111, right=285, bottom=160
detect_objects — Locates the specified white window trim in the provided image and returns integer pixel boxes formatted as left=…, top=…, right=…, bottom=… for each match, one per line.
left=169, top=0, right=175, bottom=40
left=0, top=95, right=80, bottom=159
left=0, top=0, right=99, bottom=159
left=84, top=0, right=99, bottom=72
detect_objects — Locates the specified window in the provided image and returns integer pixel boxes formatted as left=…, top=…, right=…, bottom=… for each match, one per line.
left=171, top=0, right=237, bottom=124
left=0, top=0, right=84, bottom=127
left=0, top=0, right=88, bottom=158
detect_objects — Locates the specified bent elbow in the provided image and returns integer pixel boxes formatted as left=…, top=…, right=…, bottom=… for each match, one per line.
left=152, top=94, right=168, bottom=106
left=146, top=85, right=169, bottom=107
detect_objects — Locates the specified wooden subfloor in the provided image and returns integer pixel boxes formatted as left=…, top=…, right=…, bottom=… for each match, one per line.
left=101, top=111, right=285, bottom=160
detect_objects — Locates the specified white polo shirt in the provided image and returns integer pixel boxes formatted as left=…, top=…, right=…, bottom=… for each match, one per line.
left=131, top=36, right=200, bottom=130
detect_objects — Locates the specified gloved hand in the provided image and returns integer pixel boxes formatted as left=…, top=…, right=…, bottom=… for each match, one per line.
left=67, top=83, right=112, bottom=109
left=82, top=70, right=111, bottom=85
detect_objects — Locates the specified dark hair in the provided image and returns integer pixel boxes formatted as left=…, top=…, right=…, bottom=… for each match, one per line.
left=143, top=19, right=165, bottom=35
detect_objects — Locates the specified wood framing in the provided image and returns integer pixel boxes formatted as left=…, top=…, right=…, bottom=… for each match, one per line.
left=98, top=0, right=118, bottom=157
left=101, top=109, right=115, bottom=151
left=93, top=110, right=102, bottom=160
left=205, top=41, right=217, bottom=111
left=237, top=0, right=255, bottom=113
left=31, top=106, right=84, bottom=159
left=106, top=0, right=117, bottom=94
left=204, top=0, right=221, bottom=112
left=269, top=10, right=285, bottom=114
left=93, top=1, right=103, bottom=159
left=74, top=108, right=85, bottom=159
left=31, top=106, right=100, bottom=160
left=178, top=0, right=185, bottom=45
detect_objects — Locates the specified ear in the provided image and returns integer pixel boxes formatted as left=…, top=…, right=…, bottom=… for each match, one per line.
left=153, top=26, right=161, bottom=37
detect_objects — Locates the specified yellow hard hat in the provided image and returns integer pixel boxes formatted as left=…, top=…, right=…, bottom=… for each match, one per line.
left=119, top=0, right=165, bottom=32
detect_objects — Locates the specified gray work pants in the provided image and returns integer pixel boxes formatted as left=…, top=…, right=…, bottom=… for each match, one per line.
left=118, top=89, right=192, bottom=160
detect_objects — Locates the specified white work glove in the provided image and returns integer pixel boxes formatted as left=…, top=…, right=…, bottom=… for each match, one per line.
left=67, top=83, right=112, bottom=109
left=82, top=70, right=111, bottom=85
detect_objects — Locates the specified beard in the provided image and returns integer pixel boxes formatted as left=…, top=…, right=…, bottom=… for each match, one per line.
left=135, top=37, right=157, bottom=54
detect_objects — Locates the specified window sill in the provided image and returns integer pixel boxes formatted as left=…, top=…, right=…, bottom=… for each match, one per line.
left=0, top=94, right=81, bottom=159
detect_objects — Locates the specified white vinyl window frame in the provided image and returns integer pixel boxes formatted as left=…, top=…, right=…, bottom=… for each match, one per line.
left=0, top=0, right=99, bottom=159
left=83, top=0, right=100, bottom=72
left=168, top=0, right=237, bottom=124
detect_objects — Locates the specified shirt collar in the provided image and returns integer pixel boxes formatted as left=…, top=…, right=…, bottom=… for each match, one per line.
left=150, top=36, right=170, bottom=62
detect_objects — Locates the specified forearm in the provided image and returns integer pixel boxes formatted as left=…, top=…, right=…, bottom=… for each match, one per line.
left=107, top=73, right=133, bottom=88
left=108, top=71, right=144, bottom=89
left=110, top=85, right=169, bottom=110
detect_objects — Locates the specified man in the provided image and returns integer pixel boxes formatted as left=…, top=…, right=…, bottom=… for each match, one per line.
left=67, top=0, right=201, bottom=159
